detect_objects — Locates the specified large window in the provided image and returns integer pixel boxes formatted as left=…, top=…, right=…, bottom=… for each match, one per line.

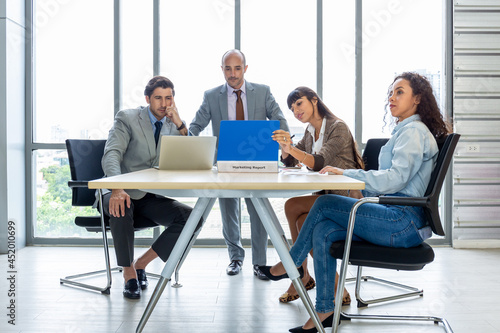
left=323, top=1, right=356, bottom=131
left=34, top=0, right=113, bottom=143
left=33, top=0, right=113, bottom=238
left=30, top=0, right=447, bottom=243
left=121, top=0, right=154, bottom=110
left=361, top=0, right=444, bottom=141
left=160, top=0, right=234, bottom=129
left=241, top=0, right=316, bottom=134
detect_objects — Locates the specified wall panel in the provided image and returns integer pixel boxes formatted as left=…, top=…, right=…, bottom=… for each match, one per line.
left=453, top=0, right=500, bottom=245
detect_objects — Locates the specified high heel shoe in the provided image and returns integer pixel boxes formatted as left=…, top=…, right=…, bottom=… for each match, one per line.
left=279, top=277, right=316, bottom=303
left=288, top=313, right=335, bottom=333
left=257, top=265, right=304, bottom=281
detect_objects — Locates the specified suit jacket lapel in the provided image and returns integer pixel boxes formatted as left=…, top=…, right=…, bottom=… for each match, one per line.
left=219, top=84, right=229, bottom=121
left=245, top=81, right=256, bottom=120
left=139, top=107, right=157, bottom=157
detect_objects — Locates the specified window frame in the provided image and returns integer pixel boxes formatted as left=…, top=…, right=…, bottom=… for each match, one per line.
left=26, top=0, right=453, bottom=246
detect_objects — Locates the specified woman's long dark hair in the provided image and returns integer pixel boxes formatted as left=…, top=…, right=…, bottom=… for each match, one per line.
left=287, top=86, right=334, bottom=119
left=287, top=86, right=364, bottom=170
left=385, top=72, right=451, bottom=141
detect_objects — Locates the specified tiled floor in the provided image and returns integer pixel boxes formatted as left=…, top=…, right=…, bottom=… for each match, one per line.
left=1, top=246, right=499, bottom=332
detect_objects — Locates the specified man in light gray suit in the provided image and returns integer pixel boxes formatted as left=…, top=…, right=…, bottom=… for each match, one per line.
left=189, top=50, right=289, bottom=280
left=102, top=76, right=194, bottom=299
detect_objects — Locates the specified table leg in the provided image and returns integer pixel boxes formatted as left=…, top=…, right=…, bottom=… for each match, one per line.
left=136, top=197, right=216, bottom=333
left=250, top=198, right=325, bottom=333
left=173, top=197, right=217, bottom=287
left=261, top=197, right=292, bottom=249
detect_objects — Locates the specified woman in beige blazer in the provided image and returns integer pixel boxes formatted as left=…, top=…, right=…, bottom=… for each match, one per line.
left=272, top=86, right=364, bottom=304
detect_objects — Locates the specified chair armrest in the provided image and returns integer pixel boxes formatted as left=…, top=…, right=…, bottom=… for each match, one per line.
left=68, top=180, right=90, bottom=188
left=333, top=197, right=378, bottom=326
left=378, top=196, right=428, bottom=207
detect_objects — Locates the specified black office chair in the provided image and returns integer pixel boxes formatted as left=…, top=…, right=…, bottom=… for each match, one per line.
left=346, top=137, right=426, bottom=308
left=362, top=138, right=389, bottom=172
left=330, top=133, right=460, bottom=333
left=60, top=139, right=181, bottom=294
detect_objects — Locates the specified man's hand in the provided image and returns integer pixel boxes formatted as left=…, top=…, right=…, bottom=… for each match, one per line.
left=166, top=100, right=188, bottom=136
left=108, top=189, right=131, bottom=217
left=166, top=99, right=182, bottom=126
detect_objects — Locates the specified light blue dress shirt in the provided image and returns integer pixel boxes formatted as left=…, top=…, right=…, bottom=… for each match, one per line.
left=147, top=107, right=165, bottom=131
left=344, top=114, right=438, bottom=197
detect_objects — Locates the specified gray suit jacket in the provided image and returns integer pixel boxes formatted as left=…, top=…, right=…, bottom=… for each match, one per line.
left=102, top=106, right=184, bottom=199
left=189, top=81, right=289, bottom=142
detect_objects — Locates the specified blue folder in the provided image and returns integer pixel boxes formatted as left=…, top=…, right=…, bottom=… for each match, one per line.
left=217, top=120, right=280, bottom=161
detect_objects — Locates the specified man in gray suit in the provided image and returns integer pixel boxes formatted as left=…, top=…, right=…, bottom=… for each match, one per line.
left=189, top=50, right=289, bottom=280
left=102, top=76, right=194, bottom=299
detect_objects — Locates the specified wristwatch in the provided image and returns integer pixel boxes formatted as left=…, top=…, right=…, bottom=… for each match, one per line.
left=177, top=123, right=186, bottom=131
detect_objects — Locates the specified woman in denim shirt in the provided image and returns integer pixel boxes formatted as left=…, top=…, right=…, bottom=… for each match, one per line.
left=260, top=72, right=451, bottom=333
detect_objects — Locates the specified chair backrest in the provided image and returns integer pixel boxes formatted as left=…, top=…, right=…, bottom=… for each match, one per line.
left=421, top=133, right=460, bottom=236
left=66, top=139, right=107, bottom=207
left=362, top=138, right=389, bottom=171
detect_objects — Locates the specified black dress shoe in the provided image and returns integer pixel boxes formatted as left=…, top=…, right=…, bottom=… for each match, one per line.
left=258, top=265, right=304, bottom=281
left=253, top=265, right=270, bottom=281
left=123, top=278, right=141, bottom=299
left=289, top=313, right=336, bottom=333
left=136, top=269, right=148, bottom=290
left=226, top=260, right=243, bottom=276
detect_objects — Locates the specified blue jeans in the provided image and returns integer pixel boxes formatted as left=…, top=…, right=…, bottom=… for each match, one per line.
left=289, top=194, right=427, bottom=313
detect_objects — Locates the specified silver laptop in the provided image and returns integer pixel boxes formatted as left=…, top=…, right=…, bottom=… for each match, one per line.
left=157, top=136, right=217, bottom=170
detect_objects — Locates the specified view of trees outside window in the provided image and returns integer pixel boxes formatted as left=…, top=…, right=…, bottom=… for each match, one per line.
left=34, top=150, right=90, bottom=237
left=33, top=0, right=443, bottom=241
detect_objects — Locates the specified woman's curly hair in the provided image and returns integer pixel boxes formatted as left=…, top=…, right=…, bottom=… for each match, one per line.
left=384, top=72, right=451, bottom=141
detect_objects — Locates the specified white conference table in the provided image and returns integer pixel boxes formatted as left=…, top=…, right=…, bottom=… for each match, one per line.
left=89, top=168, right=364, bottom=333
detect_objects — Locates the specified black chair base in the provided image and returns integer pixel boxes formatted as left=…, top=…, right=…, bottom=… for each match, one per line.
left=346, top=269, right=423, bottom=308
left=332, top=240, right=434, bottom=307
left=60, top=266, right=122, bottom=295
left=60, top=267, right=162, bottom=294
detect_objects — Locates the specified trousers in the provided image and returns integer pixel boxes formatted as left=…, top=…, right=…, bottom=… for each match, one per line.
left=102, top=192, right=193, bottom=267
left=289, top=194, right=427, bottom=312
left=219, top=198, right=268, bottom=265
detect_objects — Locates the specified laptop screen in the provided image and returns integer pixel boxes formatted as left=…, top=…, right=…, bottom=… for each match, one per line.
left=158, top=136, right=217, bottom=170
left=217, top=120, right=280, bottom=162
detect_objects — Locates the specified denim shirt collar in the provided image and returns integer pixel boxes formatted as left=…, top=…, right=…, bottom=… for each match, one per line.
left=391, top=114, right=421, bottom=135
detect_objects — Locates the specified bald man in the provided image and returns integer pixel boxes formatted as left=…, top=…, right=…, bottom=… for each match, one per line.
left=189, top=50, right=289, bottom=280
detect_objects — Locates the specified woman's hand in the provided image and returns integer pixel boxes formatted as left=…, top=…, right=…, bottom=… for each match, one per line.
left=272, top=129, right=293, bottom=154
left=319, top=166, right=344, bottom=175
